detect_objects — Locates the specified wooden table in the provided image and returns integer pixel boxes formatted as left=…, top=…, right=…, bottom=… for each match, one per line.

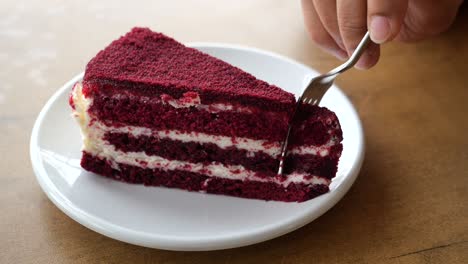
left=1, top=1, right=467, bottom=263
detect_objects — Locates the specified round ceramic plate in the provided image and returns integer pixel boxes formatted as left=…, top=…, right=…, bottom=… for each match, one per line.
left=30, top=43, right=364, bottom=251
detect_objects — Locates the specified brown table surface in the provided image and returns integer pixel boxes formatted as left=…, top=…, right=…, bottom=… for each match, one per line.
left=1, top=1, right=467, bottom=263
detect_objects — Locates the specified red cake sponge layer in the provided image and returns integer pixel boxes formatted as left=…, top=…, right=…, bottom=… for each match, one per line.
left=284, top=150, right=342, bottom=179
left=83, top=27, right=295, bottom=112
left=81, top=152, right=329, bottom=202
left=86, top=84, right=290, bottom=141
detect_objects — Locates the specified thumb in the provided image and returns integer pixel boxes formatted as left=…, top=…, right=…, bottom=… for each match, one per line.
left=367, top=0, right=408, bottom=44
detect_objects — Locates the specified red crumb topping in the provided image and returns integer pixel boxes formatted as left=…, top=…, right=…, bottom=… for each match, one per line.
left=160, top=94, right=172, bottom=102
left=69, top=83, right=77, bottom=110
left=183, top=91, right=199, bottom=99
left=82, top=27, right=295, bottom=112
left=261, top=142, right=276, bottom=149
left=180, top=92, right=200, bottom=104
left=69, top=94, right=75, bottom=110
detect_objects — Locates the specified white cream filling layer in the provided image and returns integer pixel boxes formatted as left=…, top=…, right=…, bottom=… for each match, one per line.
left=91, top=121, right=282, bottom=157
left=288, top=139, right=338, bottom=157
left=91, top=121, right=336, bottom=157
left=89, top=142, right=330, bottom=187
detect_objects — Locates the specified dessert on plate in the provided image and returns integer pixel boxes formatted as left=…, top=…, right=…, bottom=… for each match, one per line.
left=70, top=27, right=343, bottom=202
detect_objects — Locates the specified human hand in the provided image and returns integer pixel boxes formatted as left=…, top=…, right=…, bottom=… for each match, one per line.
left=301, top=0, right=464, bottom=69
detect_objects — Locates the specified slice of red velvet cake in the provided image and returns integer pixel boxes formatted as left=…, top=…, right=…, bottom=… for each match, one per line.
left=70, top=27, right=343, bottom=202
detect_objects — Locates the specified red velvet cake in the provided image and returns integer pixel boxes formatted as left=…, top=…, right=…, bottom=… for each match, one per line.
left=70, top=27, right=343, bottom=202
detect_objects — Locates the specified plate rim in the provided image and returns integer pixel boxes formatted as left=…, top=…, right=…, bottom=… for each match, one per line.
left=30, top=43, right=365, bottom=250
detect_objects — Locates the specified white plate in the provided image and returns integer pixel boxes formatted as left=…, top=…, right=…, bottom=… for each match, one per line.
left=30, top=43, right=364, bottom=251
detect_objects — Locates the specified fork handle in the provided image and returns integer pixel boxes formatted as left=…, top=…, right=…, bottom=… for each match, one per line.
left=326, top=32, right=372, bottom=77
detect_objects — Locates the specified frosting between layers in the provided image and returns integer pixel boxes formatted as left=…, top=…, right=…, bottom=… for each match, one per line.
left=97, top=123, right=335, bottom=157
left=72, top=82, right=336, bottom=157
left=288, top=140, right=337, bottom=157
left=93, top=121, right=282, bottom=157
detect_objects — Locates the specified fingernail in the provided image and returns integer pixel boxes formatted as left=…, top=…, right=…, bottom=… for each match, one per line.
left=370, top=16, right=391, bottom=44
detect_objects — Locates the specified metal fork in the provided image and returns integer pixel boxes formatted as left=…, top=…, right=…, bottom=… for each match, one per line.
left=277, top=31, right=372, bottom=175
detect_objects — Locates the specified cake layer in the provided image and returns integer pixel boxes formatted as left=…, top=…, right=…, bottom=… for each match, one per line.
left=81, top=152, right=330, bottom=202
left=84, top=82, right=291, bottom=141
left=83, top=27, right=296, bottom=113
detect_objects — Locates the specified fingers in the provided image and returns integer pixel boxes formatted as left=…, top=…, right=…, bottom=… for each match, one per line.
left=301, top=0, right=348, bottom=60
left=397, top=0, right=461, bottom=42
left=337, top=0, right=379, bottom=69
left=312, top=0, right=345, bottom=51
left=303, top=0, right=392, bottom=69
left=337, top=0, right=367, bottom=54
left=368, top=0, right=408, bottom=43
